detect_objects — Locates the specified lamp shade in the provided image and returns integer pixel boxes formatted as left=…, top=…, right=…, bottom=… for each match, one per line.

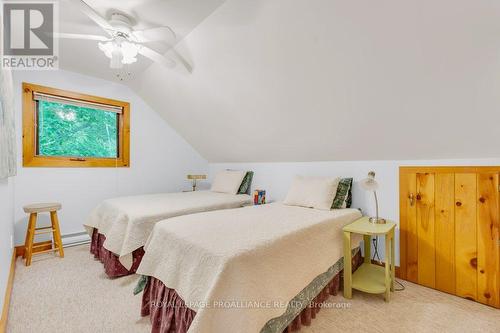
left=187, top=174, right=207, bottom=180
left=361, top=171, right=379, bottom=191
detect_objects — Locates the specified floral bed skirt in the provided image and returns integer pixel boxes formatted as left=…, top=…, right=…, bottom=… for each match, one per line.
left=90, top=228, right=145, bottom=278
left=140, top=249, right=363, bottom=333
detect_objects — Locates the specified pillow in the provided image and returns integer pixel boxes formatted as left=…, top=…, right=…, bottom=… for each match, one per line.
left=238, top=171, right=254, bottom=194
left=346, top=187, right=353, bottom=208
left=211, top=170, right=247, bottom=194
left=283, top=176, right=340, bottom=210
left=331, top=178, right=353, bottom=209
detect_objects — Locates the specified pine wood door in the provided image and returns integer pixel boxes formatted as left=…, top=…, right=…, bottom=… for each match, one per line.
left=476, top=173, right=499, bottom=306
left=399, top=167, right=500, bottom=308
left=416, top=173, right=436, bottom=289
left=455, top=173, right=477, bottom=301
left=435, top=173, right=455, bottom=294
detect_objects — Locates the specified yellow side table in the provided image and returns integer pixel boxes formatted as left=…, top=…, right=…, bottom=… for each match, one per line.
left=343, top=216, right=396, bottom=301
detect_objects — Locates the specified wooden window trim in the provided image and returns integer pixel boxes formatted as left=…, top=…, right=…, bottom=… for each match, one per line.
left=22, top=82, right=130, bottom=168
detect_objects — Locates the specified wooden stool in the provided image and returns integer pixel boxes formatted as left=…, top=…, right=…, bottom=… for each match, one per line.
left=22, top=203, right=64, bottom=266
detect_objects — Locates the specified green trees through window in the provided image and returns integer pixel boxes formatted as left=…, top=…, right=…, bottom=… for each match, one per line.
left=23, top=83, right=129, bottom=167
left=37, top=101, right=118, bottom=158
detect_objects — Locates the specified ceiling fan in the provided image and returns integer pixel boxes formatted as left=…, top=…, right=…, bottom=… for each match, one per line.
left=58, top=0, right=188, bottom=71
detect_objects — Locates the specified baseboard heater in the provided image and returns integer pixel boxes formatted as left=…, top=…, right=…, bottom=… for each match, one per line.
left=61, top=231, right=90, bottom=248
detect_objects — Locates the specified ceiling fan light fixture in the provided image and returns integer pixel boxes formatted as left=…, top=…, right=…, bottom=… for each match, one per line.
left=63, top=0, right=184, bottom=71
left=98, top=40, right=139, bottom=67
left=110, top=49, right=123, bottom=69
left=120, top=41, right=140, bottom=64
left=98, top=41, right=114, bottom=58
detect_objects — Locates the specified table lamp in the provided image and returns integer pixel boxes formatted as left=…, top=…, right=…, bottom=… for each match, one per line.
left=187, top=174, right=207, bottom=191
left=361, top=171, right=386, bottom=224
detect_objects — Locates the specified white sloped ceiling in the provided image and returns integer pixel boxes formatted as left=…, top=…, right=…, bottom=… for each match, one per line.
left=62, top=0, right=500, bottom=162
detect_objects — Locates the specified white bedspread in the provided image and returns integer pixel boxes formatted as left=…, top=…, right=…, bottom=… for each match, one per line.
left=137, top=203, right=362, bottom=333
left=84, top=191, right=252, bottom=267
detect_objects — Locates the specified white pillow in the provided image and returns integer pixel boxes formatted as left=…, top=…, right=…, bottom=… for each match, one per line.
left=211, top=170, right=247, bottom=194
left=283, top=176, right=340, bottom=210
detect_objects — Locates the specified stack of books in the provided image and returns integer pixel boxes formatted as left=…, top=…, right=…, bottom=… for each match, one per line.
left=253, top=190, right=266, bottom=205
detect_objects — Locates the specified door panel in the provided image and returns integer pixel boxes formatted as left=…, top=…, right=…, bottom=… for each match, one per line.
left=400, top=172, right=417, bottom=282
left=477, top=173, right=499, bottom=307
left=455, top=173, right=477, bottom=301
left=435, top=173, right=455, bottom=294
left=417, top=173, right=436, bottom=288
left=400, top=167, right=500, bottom=308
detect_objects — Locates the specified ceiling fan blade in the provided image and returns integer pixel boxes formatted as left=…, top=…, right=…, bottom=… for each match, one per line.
left=170, top=49, right=193, bottom=73
left=132, top=27, right=176, bottom=43
left=55, top=32, right=109, bottom=41
left=65, top=0, right=114, bottom=34
left=138, top=46, right=176, bottom=68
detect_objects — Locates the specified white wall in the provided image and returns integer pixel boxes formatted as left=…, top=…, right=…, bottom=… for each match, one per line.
left=0, top=178, right=14, bottom=314
left=210, top=158, right=500, bottom=265
left=12, top=70, right=208, bottom=244
left=0, top=66, right=15, bottom=317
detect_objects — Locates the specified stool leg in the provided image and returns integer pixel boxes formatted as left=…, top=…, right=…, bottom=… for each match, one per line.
left=23, top=213, right=36, bottom=259
left=25, top=213, right=37, bottom=266
left=50, top=211, right=64, bottom=258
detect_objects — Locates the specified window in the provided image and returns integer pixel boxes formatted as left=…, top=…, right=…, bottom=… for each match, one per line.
left=22, top=83, right=130, bottom=167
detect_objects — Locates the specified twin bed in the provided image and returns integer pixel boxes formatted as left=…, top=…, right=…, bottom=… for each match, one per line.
left=85, top=174, right=253, bottom=277
left=85, top=171, right=361, bottom=333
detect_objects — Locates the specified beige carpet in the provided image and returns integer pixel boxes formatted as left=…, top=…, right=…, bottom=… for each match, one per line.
left=301, top=282, right=500, bottom=333
left=7, top=245, right=500, bottom=332
left=7, top=245, right=149, bottom=333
